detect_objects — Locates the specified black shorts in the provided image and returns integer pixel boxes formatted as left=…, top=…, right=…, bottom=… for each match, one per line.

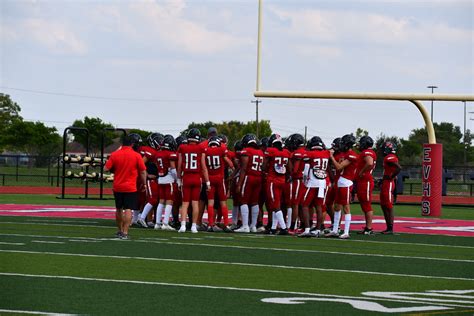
left=113, top=191, right=139, bottom=210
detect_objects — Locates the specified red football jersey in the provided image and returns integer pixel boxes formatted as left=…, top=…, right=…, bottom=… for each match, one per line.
left=178, top=143, right=204, bottom=175
left=240, top=147, right=264, bottom=177
left=265, top=147, right=291, bottom=183
left=139, top=145, right=158, bottom=160
left=204, top=146, right=228, bottom=178
left=339, top=150, right=359, bottom=181
left=153, top=149, right=177, bottom=177
left=356, top=149, right=377, bottom=181
left=291, top=147, right=306, bottom=179
left=304, top=149, right=331, bottom=179
left=383, top=153, right=399, bottom=177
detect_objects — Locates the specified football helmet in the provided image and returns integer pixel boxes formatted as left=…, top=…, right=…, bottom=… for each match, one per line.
left=284, top=135, right=293, bottom=150
left=259, top=136, right=269, bottom=149
left=147, top=133, right=164, bottom=150
left=340, top=134, right=356, bottom=152
left=187, top=128, right=201, bottom=142
left=359, top=135, right=374, bottom=150
left=383, top=141, right=397, bottom=156
left=234, top=140, right=243, bottom=152
left=331, top=137, right=341, bottom=151
left=291, top=133, right=305, bottom=149
left=217, top=134, right=228, bottom=144
left=208, top=136, right=221, bottom=147
left=175, top=135, right=187, bottom=147
left=208, top=127, right=218, bottom=137
left=162, top=134, right=177, bottom=151
left=308, top=136, right=325, bottom=150
left=242, top=133, right=258, bottom=147
left=268, top=133, right=283, bottom=148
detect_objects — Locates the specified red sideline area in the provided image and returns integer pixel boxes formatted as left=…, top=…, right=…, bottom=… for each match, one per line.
left=0, top=186, right=113, bottom=195
left=0, top=204, right=473, bottom=237
left=1, top=186, right=474, bottom=206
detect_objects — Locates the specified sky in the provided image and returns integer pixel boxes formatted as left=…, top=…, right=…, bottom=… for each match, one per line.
left=1, top=0, right=473, bottom=146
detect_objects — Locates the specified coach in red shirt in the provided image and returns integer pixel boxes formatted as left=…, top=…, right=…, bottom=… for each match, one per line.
left=105, top=134, right=147, bottom=239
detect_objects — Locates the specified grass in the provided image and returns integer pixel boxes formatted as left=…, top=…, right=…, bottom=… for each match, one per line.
left=0, top=215, right=473, bottom=315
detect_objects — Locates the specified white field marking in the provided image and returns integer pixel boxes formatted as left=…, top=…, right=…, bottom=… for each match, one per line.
left=171, top=237, right=204, bottom=240
left=0, top=249, right=472, bottom=282
left=0, top=221, right=114, bottom=230
left=261, top=297, right=450, bottom=313
left=0, top=241, right=25, bottom=246
left=68, top=240, right=102, bottom=243
left=0, top=309, right=76, bottom=315
left=0, top=232, right=471, bottom=263
left=362, top=291, right=474, bottom=305
left=0, top=233, right=118, bottom=242
left=1, top=272, right=472, bottom=309
left=137, top=240, right=474, bottom=264
left=136, top=238, right=169, bottom=241
left=430, top=290, right=474, bottom=294
left=203, top=236, right=235, bottom=240
left=25, top=219, right=100, bottom=224
left=235, top=235, right=264, bottom=239
left=31, top=240, right=65, bottom=244
left=2, top=208, right=114, bottom=213
left=411, top=226, right=474, bottom=232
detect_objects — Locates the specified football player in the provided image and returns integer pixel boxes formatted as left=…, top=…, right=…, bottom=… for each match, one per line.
left=235, top=134, right=264, bottom=233
left=327, top=134, right=358, bottom=239
left=287, top=134, right=306, bottom=233
left=263, top=134, right=292, bottom=235
left=153, top=134, right=178, bottom=231
left=229, top=140, right=243, bottom=229
left=204, top=136, right=234, bottom=232
left=380, top=141, right=401, bottom=234
left=137, top=133, right=163, bottom=228
left=325, top=138, right=342, bottom=232
left=356, top=136, right=377, bottom=235
left=298, top=136, right=330, bottom=237
left=177, top=128, right=211, bottom=233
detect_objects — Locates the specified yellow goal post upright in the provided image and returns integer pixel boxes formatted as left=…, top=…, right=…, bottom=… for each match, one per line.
left=253, top=0, right=474, bottom=217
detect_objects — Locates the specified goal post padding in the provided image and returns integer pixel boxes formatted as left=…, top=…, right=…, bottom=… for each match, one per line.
left=422, top=143, right=443, bottom=217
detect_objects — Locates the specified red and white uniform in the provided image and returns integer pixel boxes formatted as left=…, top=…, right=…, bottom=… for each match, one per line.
left=139, top=146, right=160, bottom=207
left=153, top=149, right=178, bottom=201
left=356, top=149, right=377, bottom=212
left=380, top=153, right=399, bottom=209
left=287, top=147, right=306, bottom=206
left=326, top=152, right=344, bottom=206
left=301, top=149, right=331, bottom=207
left=264, top=147, right=291, bottom=211
left=335, top=150, right=358, bottom=205
left=204, top=145, right=229, bottom=201
left=178, top=143, right=204, bottom=202
left=239, top=147, right=264, bottom=205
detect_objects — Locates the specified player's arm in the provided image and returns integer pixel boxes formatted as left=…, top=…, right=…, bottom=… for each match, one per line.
left=386, top=161, right=402, bottom=180
left=169, top=160, right=177, bottom=181
left=104, top=156, right=113, bottom=172
left=177, top=153, right=183, bottom=187
left=237, top=155, right=249, bottom=190
left=261, top=156, right=270, bottom=173
left=329, top=152, right=351, bottom=171
left=201, top=153, right=210, bottom=191
left=358, top=155, right=374, bottom=178
left=286, top=159, right=294, bottom=182
left=137, top=157, right=147, bottom=192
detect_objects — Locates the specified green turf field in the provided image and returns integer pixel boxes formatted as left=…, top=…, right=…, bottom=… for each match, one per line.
left=0, top=215, right=473, bottom=315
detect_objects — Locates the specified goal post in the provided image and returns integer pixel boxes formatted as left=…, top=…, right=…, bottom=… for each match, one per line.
left=253, top=0, right=474, bottom=217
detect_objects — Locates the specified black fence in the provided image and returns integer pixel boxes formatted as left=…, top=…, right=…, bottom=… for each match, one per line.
left=1, top=154, right=473, bottom=196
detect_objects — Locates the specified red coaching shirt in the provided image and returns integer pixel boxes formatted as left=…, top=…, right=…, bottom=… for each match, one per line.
left=105, top=146, right=146, bottom=192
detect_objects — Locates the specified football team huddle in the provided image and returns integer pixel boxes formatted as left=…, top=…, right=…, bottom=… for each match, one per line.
left=128, top=127, right=401, bottom=239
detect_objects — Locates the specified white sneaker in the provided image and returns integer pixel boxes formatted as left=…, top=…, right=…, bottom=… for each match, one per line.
left=339, top=233, right=350, bottom=239
left=162, top=224, right=175, bottom=231
left=154, top=224, right=162, bottom=230
left=178, top=226, right=186, bottom=233
left=298, top=231, right=312, bottom=238
left=137, top=218, right=148, bottom=228
left=249, top=226, right=257, bottom=233
left=310, top=230, right=321, bottom=237
left=256, top=226, right=267, bottom=233
left=147, top=221, right=155, bottom=228
left=191, top=226, right=198, bottom=234
left=229, top=224, right=239, bottom=230
left=234, top=226, right=250, bottom=233
left=325, top=231, right=339, bottom=238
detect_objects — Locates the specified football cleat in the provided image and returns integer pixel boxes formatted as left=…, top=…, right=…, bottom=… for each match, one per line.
left=234, top=226, right=250, bottom=233
left=207, top=226, right=214, bottom=232
left=298, top=231, right=312, bottom=238
left=223, top=226, right=233, bottom=233
left=115, top=231, right=123, bottom=238
left=381, top=229, right=394, bottom=235
left=147, top=221, right=155, bottom=228
left=137, top=218, right=148, bottom=228
left=161, top=224, right=175, bottom=231
left=277, top=229, right=289, bottom=235
left=120, top=234, right=130, bottom=240
left=310, top=230, right=321, bottom=237
left=249, top=226, right=257, bottom=233
left=364, top=229, right=375, bottom=235
left=191, top=226, right=198, bottom=234
left=339, top=233, right=350, bottom=239
left=154, top=224, right=162, bottom=230
left=229, top=224, right=239, bottom=230
left=178, top=226, right=186, bottom=233
left=325, top=231, right=339, bottom=238
left=212, top=225, right=223, bottom=232
left=256, top=226, right=267, bottom=233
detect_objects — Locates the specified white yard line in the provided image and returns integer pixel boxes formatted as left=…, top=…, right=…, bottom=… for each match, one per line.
left=0, top=241, right=25, bottom=246
left=68, top=240, right=102, bottom=243
left=0, top=309, right=76, bottom=315
left=0, top=232, right=472, bottom=263
left=0, top=272, right=472, bottom=309
left=31, top=241, right=65, bottom=244
left=0, top=249, right=472, bottom=282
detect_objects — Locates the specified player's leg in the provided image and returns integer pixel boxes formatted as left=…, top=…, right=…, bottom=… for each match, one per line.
left=235, top=176, right=253, bottom=233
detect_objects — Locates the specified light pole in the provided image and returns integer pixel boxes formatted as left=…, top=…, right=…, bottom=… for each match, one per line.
left=251, top=99, right=261, bottom=138
left=464, top=101, right=467, bottom=166
left=427, top=85, right=438, bottom=122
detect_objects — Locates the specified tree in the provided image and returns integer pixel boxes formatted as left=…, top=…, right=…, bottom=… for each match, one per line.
left=185, top=120, right=272, bottom=149
left=355, top=128, right=369, bottom=139
left=71, top=117, right=115, bottom=154
left=0, top=93, right=23, bottom=150
left=3, top=120, right=62, bottom=166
